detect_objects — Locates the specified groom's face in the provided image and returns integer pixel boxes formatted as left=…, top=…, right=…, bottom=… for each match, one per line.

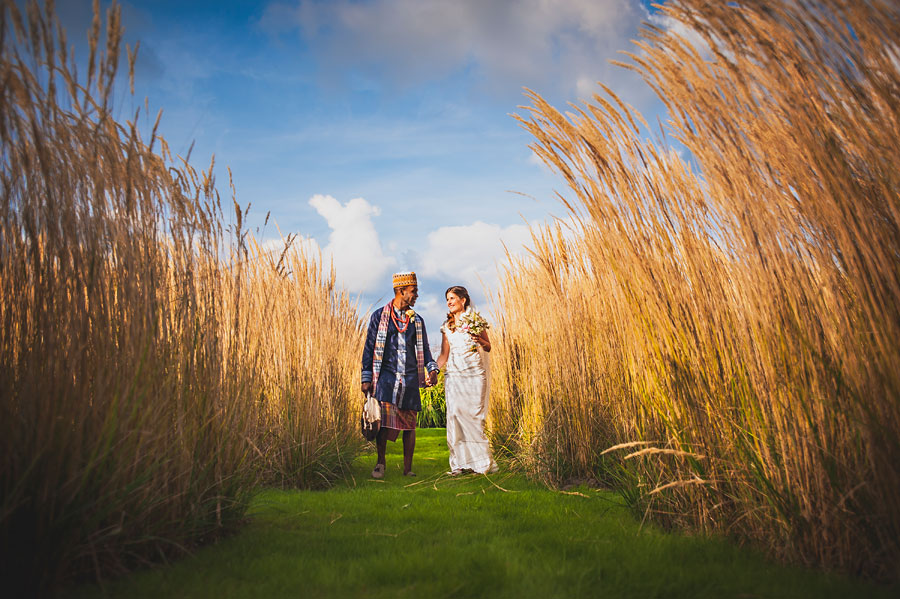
left=399, top=285, right=418, bottom=307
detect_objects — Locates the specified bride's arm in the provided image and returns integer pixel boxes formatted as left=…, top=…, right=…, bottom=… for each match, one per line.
left=436, top=331, right=450, bottom=369
left=475, top=329, right=491, bottom=353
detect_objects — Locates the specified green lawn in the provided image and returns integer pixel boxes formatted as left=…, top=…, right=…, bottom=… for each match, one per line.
left=68, top=429, right=894, bottom=598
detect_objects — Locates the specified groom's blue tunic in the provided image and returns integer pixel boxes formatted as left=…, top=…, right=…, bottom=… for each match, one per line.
left=361, top=305, right=438, bottom=412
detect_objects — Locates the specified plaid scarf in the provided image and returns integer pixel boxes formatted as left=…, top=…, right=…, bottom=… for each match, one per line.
left=372, top=301, right=426, bottom=390
left=414, top=316, right=425, bottom=386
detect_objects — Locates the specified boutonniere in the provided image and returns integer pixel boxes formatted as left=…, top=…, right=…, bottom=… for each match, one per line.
left=405, top=309, right=416, bottom=319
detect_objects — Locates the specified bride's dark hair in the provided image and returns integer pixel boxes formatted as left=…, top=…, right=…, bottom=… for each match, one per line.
left=445, top=285, right=470, bottom=331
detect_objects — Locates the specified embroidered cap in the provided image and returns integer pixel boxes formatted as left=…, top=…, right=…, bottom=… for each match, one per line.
left=392, top=271, right=417, bottom=288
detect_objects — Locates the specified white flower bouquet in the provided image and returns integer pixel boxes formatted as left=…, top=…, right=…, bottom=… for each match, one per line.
left=456, top=309, right=490, bottom=352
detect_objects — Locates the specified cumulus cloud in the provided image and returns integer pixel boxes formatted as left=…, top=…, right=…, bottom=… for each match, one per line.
left=420, top=220, right=533, bottom=300
left=258, top=0, right=649, bottom=103
left=410, top=294, right=445, bottom=352
left=645, top=7, right=722, bottom=64
left=308, top=194, right=396, bottom=293
left=259, top=234, right=321, bottom=264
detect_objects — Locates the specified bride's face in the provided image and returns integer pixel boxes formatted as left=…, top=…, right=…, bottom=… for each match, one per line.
left=446, top=292, right=466, bottom=315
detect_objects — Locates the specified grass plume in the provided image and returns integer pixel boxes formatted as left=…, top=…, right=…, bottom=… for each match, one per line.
left=0, top=1, right=363, bottom=594
left=492, top=0, right=900, bottom=580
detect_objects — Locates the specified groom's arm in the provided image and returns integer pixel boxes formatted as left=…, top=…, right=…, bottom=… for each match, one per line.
left=361, top=309, right=380, bottom=394
left=421, top=320, right=439, bottom=385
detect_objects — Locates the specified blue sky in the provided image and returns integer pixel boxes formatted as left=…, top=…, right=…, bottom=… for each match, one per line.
left=57, top=0, right=669, bottom=332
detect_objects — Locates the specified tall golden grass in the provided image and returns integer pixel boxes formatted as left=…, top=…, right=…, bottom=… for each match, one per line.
left=0, top=1, right=363, bottom=594
left=491, top=0, right=900, bottom=580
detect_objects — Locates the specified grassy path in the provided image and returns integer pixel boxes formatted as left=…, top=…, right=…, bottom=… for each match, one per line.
left=69, top=429, right=893, bottom=598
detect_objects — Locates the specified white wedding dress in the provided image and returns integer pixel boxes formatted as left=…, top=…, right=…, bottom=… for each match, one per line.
left=442, top=316, right=497, bottom=474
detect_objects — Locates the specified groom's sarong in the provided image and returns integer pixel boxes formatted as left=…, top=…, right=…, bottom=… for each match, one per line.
left=380, top=401, right=416, bottom=442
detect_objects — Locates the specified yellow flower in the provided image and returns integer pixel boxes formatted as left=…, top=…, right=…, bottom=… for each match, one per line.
left=406, top=309, right=416, bottom=318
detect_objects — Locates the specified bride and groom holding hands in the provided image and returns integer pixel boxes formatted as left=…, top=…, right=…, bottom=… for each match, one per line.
left=360, top=271, right=497, bottom=479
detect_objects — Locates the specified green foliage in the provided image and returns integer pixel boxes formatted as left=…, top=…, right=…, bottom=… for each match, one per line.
left=418, top=370, right=446, bottom=428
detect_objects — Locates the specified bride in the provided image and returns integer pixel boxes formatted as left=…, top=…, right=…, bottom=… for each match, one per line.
left=435, top=286, right=498, bottom=475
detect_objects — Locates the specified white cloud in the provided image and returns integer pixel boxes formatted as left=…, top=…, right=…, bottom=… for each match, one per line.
left=420, top=220, right=533, bottom=301
left=308, top=194, right=396, bottom=293
left=576, top=76, right=602, bottom=100
left=259, top=0, right=648, bottom=102
left=645, top=8, right=721, bottom=64
left=410, top=294, right=445, bottom=354
left=259, top=234, right=321, bottom=263
left=528, top=148, right=557, bottom=175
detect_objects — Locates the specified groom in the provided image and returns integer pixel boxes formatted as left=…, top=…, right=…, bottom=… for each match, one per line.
left=361, top=271, right=439, bottom=478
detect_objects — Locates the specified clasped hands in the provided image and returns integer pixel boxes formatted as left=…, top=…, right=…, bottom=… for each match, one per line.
left=361, top=370, right=438, bottom=397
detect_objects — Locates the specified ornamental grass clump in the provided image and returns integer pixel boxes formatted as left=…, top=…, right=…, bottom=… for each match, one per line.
left=418, top=370, right=447, bottom=428
left=491, top=0, right=900, bottom=581
left=241, top=236, right=365, bottom=486
left=0, top=1, right=363, bottom=595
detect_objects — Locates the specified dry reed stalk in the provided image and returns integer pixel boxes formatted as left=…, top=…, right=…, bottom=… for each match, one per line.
left=599, top=441, right=659, bottom=455
left=623, top=448, right=706, bottom=461
left=491, top=0, right=900, bottom=580
left=648, top=476, right=711, bottom=496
